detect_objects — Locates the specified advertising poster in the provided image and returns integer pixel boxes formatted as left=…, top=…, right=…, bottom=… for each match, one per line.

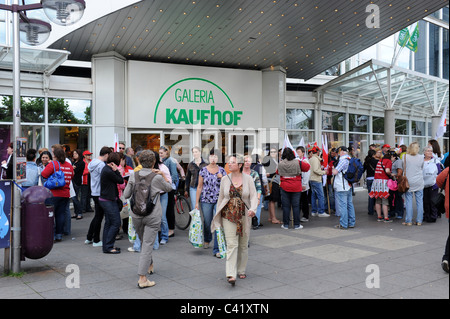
left=16, top=137, right=27, bottom=182
left=0, top=180, right=12, bottom=249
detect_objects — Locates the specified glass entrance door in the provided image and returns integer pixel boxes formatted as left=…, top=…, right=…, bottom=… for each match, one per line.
left=227, top=132, right=257, bottom=157
left=129, top=131, right=163, bottom=153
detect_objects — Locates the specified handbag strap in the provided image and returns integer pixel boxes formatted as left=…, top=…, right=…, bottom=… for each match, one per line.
left=380, top=160, right=393, bottom=180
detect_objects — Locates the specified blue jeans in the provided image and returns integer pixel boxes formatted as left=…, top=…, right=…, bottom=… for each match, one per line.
left=48, top=197, right=69, bottom=240
left=154, top=192, right=169, bottom=249
left=201, top=201, right=219, bottom=254
left=280, top=189, right=301, bottom=227
left=310, top=181, right=326, bottom=215
left=99, top=199, right=121, bottom=252
left=335, top=190, right=356, bottom=228
left=256, top=195, right=264, bottom=225
left=404, top=190, right=424, bottom=224
left=189, top=187, right=197, bottom=211
left=366, top=179, right=376, bottom=215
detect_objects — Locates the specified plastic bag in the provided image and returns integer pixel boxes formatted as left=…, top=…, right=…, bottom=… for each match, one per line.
left=216, top=227, right=227, bottom=259
left=127, top=199, right=136, bottom=243
left=189, top=209, right=203, bottom=248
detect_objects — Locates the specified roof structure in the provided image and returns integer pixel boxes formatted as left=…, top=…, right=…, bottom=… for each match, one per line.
left=47, top=0, right=449, bottom=80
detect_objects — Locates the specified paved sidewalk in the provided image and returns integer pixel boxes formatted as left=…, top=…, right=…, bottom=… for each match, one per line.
left=1, top=190, right=448, bottom=300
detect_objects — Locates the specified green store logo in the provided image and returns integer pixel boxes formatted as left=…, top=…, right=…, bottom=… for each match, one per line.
left=154, top=78, right=243, bottom=126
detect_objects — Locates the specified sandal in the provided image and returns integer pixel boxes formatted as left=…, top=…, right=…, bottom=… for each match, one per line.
left=148, top=264, right=154, bottom=275
left=137, top=280, right=156, bottom=289
left=104, top=249, right=120, bottom=254
left=269, top=219, right=282, bottom=224
left=238, top=274, right=247, bottom=279
left=227, top=277, right=236, bottom=286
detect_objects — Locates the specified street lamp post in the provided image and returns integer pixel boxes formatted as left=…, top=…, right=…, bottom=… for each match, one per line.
left=0, top=0, right=86, bottom=273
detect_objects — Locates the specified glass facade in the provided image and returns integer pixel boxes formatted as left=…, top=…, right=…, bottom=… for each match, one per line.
left=0, top=95, right=92, bottom=158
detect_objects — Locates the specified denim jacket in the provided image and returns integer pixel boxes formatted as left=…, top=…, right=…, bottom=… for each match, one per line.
left=22, top=161, right=40, bottom=187
left=162, top=156, right=179, bottom=189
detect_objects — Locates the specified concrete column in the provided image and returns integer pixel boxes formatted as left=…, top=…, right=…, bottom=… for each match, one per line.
left=91, top=51, right=127, bottom=155
left=384, top=109, right=396, bottom=147
left=262, top=66, right=287, bottom=149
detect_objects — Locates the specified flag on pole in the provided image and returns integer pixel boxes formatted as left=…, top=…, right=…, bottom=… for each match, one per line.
left=282, top=133, right=298, bottom=158
left=321, top=135, right=329, bottom=187
left=397, top=28, right=410, bottom=47
left=435, top=105, right=448, bottom=140
left=113, top=133, right=119, bottom=152
left=406, top=24, right=419, bottom=53
left=298, top=137, right=305, bottom=148
left=321, top=135, right=329, bottom=168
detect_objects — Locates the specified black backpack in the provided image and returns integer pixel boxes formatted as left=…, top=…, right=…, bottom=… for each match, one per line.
left=130, top=171, right=158, bottom=217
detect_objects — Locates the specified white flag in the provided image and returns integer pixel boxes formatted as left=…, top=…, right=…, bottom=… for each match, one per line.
left=298, top=137, right=305, bottom=148
left=282, top=134, right=298, bottom=158
left=435, top=105, right=448, bottom=140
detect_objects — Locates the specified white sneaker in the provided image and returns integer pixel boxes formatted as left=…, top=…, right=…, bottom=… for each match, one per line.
left=84, top=240, right=93, bottom=245
left=319, top=213, right=330, bottom=217
left=92, top=241, right=102, bottom=247
left=300, top=217, right=309, bottom=222
left=294, top=225, right=303, bottom=230
left=281, top=225, right=289, bottom=230
left=311, top=213, right=318, bottom=217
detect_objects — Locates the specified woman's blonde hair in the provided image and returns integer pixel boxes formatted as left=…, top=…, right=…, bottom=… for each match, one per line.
left=407, top=142, right=420, bottom=156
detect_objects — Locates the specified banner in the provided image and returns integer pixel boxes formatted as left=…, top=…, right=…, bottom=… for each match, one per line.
left=435, top=105, right=448, bottom=140
left=406, top=24, right=419, bottom=53
left=397, top=28, right=410, bottom=47
left=0, top=180, right=12, bottom=249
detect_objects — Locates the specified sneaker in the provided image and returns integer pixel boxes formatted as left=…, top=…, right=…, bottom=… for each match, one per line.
left=442, top=260, right=449, bottom=273
left=300, top=217, right=309, bottom=222
left=319, top=213, right=330, bottom=217
left=334, top=224, right=347, bottom=230
left=160, top=239, right=167, bottom=245
left=84, top=240, right=93, bottom=245
left=281, top=225, right=289, bottom=230
left=377, top=217, right=384, bottom=222
left=384, top=218, right=393, bottom=223
left=128, top=247, right=139, bottom=252
left=311, top=213, right=318, bottom=217
left=294, top=225, right=303, bottom=230
left=92, top=241, right=103, bottom=247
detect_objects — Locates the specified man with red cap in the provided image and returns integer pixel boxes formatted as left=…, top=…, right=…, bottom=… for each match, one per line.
left=382, top=144, right=391, bottom=155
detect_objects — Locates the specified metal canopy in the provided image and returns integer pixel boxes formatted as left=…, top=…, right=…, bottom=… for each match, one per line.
left=316, top=59, right=449, bottom=116
left=0, top=45, right=69, bottom=75
left=47, top=0, right=448, bottom=80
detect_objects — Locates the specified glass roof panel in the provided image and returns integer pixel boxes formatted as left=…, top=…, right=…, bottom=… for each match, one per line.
left=0, top=45, right=69, bottom=74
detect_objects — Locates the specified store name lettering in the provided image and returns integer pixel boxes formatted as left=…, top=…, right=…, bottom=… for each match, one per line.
left=165, top=88, right=242, bottom=126
left=166, top=105, right=243, bottom=126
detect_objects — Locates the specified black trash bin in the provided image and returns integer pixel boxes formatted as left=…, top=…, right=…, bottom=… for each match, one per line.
left=21, top=186, right=54, bottom=260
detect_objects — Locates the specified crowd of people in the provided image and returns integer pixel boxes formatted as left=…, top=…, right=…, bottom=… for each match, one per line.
left=1, top=137, right=448, bottom=288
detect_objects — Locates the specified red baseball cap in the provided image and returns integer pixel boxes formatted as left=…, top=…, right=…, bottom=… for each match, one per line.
left=83, top=150, right=93, bottom=156
left=382, top=144, right=391, bottom=149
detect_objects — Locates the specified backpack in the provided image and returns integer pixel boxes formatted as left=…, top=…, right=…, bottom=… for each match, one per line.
left=44, top=161, right=66, bottom=190
left=130, top=171, right=158, bottom=217
left=344, top=157, right=364, bottom=184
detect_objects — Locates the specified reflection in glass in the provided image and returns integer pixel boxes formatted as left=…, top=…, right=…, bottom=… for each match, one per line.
left=48, top=126, right=90, bottom=156
left=349, top=114, right=369, bottom=132
left=395, top=119, right=409, bottom=135
left=49, top=98, right=91, bottom=124
left=0, top=96, right=44, bottom=123
left=286, top=109, right=314, bottom=130
left=322, top=111, right=345, bottom=131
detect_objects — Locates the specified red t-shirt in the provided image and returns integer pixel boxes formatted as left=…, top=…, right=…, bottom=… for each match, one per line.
left=41, top=160, right=74, bottom=197
left=374, top=159, right=392, bottom=180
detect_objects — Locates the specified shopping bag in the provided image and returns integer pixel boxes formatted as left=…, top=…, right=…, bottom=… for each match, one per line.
left=189, top=209, right=203, bottom=248
left=127, top=199, right=136, bottom=243
left=215, top=227, right=227, bottom=259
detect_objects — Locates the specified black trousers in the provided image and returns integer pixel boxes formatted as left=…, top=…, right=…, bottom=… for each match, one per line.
left=299, top=191, right=309, bottom=219
left=167, top=190, right=175, bottom=230
left=86, top=196, right=104, bottom=243
left=423, top=186, right=438, bottom=222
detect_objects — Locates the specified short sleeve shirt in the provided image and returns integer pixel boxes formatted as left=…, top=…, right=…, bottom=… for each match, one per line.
left=199, top=166, right=227, bottom=203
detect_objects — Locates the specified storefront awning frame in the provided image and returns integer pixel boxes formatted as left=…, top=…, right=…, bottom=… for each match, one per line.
left=315, top=59, right=449, bottom=117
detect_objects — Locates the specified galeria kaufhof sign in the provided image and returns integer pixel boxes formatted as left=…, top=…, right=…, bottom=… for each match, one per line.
left=154, top=78, right=244, bottom=127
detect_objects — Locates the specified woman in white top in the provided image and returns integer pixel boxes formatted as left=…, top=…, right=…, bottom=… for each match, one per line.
left=423, top=146, right=441, bottom=223
left=403, top=142, right=425, bottom=226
